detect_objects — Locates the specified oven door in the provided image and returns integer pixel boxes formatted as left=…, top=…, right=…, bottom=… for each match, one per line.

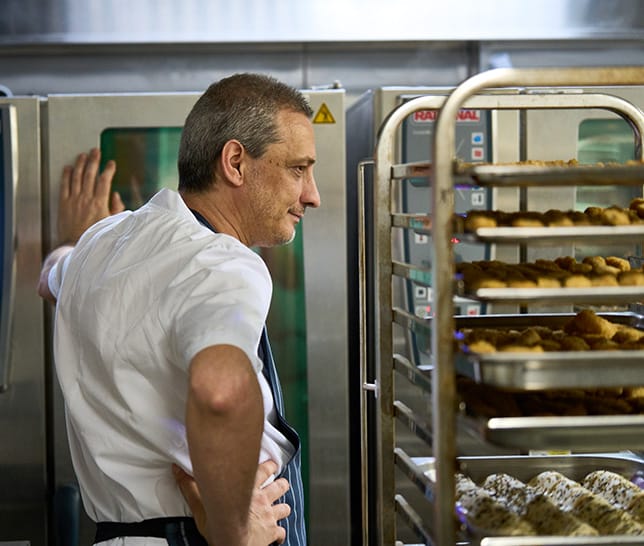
left=524, top=86, right=644, bottom=264
left=0, top=96, right=47, bottom=546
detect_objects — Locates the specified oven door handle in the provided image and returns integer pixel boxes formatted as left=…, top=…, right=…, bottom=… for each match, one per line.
left=0, top=104, right=17, bottom=393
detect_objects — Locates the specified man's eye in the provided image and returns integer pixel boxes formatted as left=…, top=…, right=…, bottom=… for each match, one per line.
left=292, top=166, right=306, bottom=174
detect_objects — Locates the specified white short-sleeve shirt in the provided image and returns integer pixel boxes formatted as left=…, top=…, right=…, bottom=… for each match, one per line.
left=48, top=189, right=294, bottom=532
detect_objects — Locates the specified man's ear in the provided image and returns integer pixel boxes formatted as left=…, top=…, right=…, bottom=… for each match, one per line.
left=220, top=140, right=245, bottom=187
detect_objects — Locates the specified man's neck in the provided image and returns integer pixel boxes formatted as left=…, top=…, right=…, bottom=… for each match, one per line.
left=180, top=190, right=249, bottom=246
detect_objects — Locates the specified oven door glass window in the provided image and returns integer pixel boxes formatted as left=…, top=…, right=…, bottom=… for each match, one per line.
left=575, top=118, right=640, bottom=261
left=100, top=127, right=182, bottom=210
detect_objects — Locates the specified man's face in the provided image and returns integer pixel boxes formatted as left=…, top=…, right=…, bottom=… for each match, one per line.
left=244, top=110, right=320, bottom=247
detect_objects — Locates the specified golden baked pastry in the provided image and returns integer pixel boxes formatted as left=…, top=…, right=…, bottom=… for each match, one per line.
left=606, top=256, right=631, bottom=272
left=460, top=309, right=643, bottom=354
left=460, top=197, right=644, bottom=230
left=619, top=271, right=644, bottom=286
left=563, top=309, right=619, bottom=338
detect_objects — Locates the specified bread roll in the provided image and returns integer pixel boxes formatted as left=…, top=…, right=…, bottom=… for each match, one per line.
left=619, top=271, right=644, bottom=286
left=606, top=256, right=631, bottom=272
left=563, top=309, right=618, bottom=338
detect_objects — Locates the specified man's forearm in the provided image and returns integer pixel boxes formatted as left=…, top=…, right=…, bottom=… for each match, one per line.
left=186, top=345, right=264, bottom=545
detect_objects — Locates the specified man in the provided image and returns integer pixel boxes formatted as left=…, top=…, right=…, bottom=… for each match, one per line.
left=38, top=73, right=320, bottom=546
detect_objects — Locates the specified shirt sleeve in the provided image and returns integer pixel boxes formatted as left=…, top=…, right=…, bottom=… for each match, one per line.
left=47, top=250, right=73, bottom=300
left=168, top=239, right=272, bottom=373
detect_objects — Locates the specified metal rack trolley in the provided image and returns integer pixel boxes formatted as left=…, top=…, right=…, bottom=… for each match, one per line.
left=361, top=67, right=644, bottom=546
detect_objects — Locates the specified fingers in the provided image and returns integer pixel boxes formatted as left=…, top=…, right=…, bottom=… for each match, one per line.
left=110, top=191, right=125, bottom=214
left=172, top=464, right=200, bottom=504
left=271, top=501, right=291, bottom=521
left=94, top=158, right=116, bottom=201
left=56, top=148, right=121, bottom=245
left=63, top=148, right=112, bottom=200
left=59, top=165, right=73, bottom=202
left=255, top=459, right=279, bottom=488
left=262, top=476, right=290, bottom=504
left=171, top=464, right=208, bottom=541
left=274, top=526, right=287, bottom=545
left=69, top=151, right=89, bottom=196
left=82, top=148, right=101, bottom=195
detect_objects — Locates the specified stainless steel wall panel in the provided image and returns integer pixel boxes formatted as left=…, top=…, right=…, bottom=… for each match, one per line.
left=1, top=0, right=643, bottom=44
left=481, top=41, right=644, bottom=70
left=304, top=42, right=472, bottom=105
left=300, top=89, right=350, bottom=545
left=0, top=96, right=46, bottom=546
left=0, top=44, right=308, bottom=96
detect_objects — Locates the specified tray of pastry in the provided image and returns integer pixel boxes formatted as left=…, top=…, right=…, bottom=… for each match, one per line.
left=463, top=286, right=644, bottom=306
left=457, top=376, right=644, bottom=451
left=457, top=256, right=644, bottom=305
left=456, top=310, right=644, bottom=390
left=459, top=399, right=644, bottom=452
left=454, top=200, right=644, bottom=245
left=460, top=225, right=644, bottom=245
left=455, top=159, right=644, bottom=188
left=411, top=453, right=644, bottom=544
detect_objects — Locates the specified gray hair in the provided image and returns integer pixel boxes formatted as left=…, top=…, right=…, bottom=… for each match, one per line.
left=178, top=73, right=313, bottom=192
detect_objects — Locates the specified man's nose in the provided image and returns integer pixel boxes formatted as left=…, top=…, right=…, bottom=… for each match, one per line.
left=304, top=173, right=321, bottom=209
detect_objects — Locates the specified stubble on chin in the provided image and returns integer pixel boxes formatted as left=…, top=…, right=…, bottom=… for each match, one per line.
left=284, top=229, right=297, bottom=245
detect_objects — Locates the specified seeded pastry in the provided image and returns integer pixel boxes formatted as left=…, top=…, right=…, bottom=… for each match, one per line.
left=455, top=474, right=537, bottom=536
left=583, top=470, right=644, bottom=524
left=530, top=471, right=644, bottom=535
left=482, top=473, right=598, bottom=536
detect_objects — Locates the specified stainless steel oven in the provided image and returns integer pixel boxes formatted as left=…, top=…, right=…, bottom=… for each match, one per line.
left=0, top=88, right=350, bottom=546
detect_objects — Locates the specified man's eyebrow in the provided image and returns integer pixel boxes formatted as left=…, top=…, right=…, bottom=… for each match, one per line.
left=288, top=156, right=316, bottom=166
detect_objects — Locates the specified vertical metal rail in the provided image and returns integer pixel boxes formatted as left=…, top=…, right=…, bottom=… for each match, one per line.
left=431, top=66, right=644, bottom=546
left=0, top=105, right=17, bottom=392
left=518, top=98, right=529, bottom=278
left=358, top=158, right=375, bottom=546
left=370, top=95, right=448, bottom=545
left=373, top=109, right=398, bottom=546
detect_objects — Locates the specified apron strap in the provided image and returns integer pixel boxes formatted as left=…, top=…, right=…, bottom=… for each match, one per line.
left=95, top=517, right=206, bottom=545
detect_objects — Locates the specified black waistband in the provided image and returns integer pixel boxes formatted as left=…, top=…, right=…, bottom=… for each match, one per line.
left=95, top=517, right=206, bottom=544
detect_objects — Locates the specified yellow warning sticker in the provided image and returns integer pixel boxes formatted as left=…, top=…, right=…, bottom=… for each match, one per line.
left=313, top=103, right=335, bottom=124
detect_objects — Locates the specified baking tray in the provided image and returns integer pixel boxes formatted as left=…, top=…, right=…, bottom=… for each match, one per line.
left=412, top=454, right=644, bottom=546
left=395, top=401, right=644, bottom=452
left=459, top=225, right=644, bottom=245
left=454, top=311, right=644, bottom=329
left=466, top=453, right=644, bottom=482
left=414, top=453, right=644, bottom=493
left=456, top=311, right=644, bottom=390
left=392, top=214, right=644, bottom=245
left=395, top=310, right=644, bottom=390
left=461, top=414, right=644, bottom=451
left=457, top=350, right=644, bottom=390
left=459, top=286, right=644, bottom=306
left=457, top=163, right=644, bottom=187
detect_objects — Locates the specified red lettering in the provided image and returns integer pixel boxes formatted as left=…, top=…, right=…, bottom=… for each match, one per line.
left=412, top=109, right=480, bottom=123
left=413, top=110, right=438, bottom=122
left=456, top=109, right=480, bottom=122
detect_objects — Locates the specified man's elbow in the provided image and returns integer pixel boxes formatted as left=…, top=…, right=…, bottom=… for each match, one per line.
left=189, top=347, right=260, bottom=416
left=37, top=246, right=73, bottom=305
left=37, top=269, right=56, bottom=304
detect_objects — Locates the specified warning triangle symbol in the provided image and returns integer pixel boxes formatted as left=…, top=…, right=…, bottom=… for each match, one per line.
left=313, top=103, right=335, bottom=124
